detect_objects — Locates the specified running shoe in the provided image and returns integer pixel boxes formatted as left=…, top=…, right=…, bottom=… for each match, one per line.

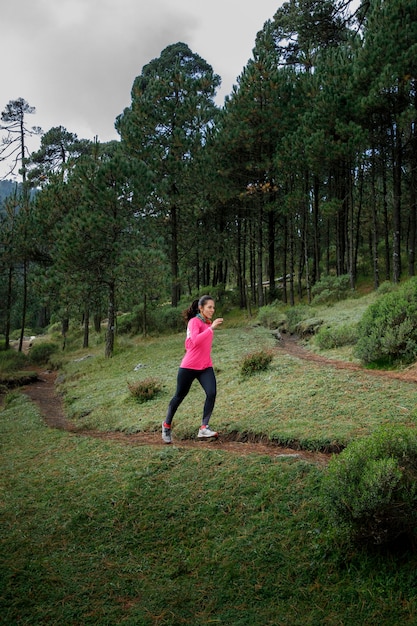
left=198, top=425, right=218, bottom=439
left=162, top=422, right=172, bottom=444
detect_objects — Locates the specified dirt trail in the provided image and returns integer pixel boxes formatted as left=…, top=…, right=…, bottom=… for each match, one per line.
left=19, top=335, right=417, bottom=465
left=276, top=334, right=417, bottom=383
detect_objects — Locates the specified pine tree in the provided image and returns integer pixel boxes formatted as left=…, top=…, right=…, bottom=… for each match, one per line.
left=116, top=42, right=221, bottom=306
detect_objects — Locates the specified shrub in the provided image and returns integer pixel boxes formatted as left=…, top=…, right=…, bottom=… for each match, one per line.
left=257, top=305, right=286, bottom=330
left=10, top=328, right=33, bottom=341
left=127, top=377, right=163, bottom=403
left=315, top=323, right=358, bottom=350
left=354, top=277, right=417, bottom=365
left=321, top=424, right=417, bottom=546
left=285, top=305, right=314, bottom=334
left=295, top=317, right=323, bottom=337
left=240, top=349, right=274, bottom=376
left=376, top=281, right=398, bottom=296
left=118, top=305, right=185, bottom=336
left=28, top=342, right=59, bottom=365
left=311, top=274, right=352, bottom=304
left=0, top=349, right=28, bottom=373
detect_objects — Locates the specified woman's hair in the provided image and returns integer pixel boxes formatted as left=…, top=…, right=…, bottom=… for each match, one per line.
left=183, top=295, right=214, bottom=322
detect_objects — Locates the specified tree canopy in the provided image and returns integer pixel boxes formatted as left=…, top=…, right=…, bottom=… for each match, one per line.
left=1, top=0, right=416, bottom=355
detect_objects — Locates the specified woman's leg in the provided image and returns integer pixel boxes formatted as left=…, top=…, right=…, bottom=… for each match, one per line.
left=197, top=367, right=217, bottom=426
left=165, top=368, right=196, bottom=426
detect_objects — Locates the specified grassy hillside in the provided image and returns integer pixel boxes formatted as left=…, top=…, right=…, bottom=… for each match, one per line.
left=55, top=293, right=415, bottom=451
left=2, top=293, right=417, bottom=624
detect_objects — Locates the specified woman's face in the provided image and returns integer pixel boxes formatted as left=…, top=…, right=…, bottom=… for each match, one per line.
left=200, top=299, right=215, bottom=319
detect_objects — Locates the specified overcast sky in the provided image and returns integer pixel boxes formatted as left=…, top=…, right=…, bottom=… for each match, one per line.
left=1, top=0, right=284, bottom=159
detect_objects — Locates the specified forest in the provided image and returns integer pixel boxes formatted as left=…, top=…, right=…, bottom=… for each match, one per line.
left=0, top=0, right=416, bottom=357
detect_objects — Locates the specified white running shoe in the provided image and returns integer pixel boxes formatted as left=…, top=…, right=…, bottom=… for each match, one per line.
left=198, top=425, right=218, bottom=439
left=162, top=422, right=172, bottom=444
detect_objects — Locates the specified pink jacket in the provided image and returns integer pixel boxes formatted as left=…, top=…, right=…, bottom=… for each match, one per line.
left=180, top=316, right=214, bottom=370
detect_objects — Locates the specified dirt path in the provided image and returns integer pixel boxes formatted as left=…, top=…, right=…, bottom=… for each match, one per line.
left=19, top=335, right=417, bottom=465
left=276, top=334, right=417, bottom=383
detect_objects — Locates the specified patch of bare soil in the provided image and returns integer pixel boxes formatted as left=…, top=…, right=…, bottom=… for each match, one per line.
left=19, top=335, right=417, bottom=466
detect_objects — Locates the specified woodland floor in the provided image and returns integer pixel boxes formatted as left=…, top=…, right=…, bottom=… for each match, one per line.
left=15, top=335, right=417, bottom=466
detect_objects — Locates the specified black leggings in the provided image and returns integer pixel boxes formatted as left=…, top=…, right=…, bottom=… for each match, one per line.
left=165, top=367, right=217, bottom=427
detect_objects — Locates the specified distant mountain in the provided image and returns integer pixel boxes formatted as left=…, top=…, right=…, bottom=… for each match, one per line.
left=0, top=179, right=21, bottom=204
left=0, top=180, right=38, bottom=212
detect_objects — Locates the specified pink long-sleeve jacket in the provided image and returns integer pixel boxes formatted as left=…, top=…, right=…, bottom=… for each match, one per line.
left=180, top=316, right=214, bottom=370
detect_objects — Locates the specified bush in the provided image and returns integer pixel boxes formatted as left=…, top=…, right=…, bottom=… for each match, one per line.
left=127, top=377, right=163, bottom=403
left=321, top=424, right=417, bottom=545
left=295, top=317, right=323, bottom=337
left=240, top=349, right=274, bottom=376
left=376, top=281, right=398, bottom=296
left=354, top=277, right=417, bottom=365
left=257, top=305, right=286, bottom=330
left=285, top=305, right=314, bottom=334
left=311, top=274, right=352, bottom=304
left=118, top=305, right=185, bottom=336
left=315, top=323, right=358, bottom=349
left=0, top=349, right=28, bottom=374
left=28, top=342, right=59, bottom=365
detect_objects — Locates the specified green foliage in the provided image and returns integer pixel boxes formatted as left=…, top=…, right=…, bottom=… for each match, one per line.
left=256, top=304, right=286, bottom=329
left=321, top=425, right=417, bottom=545
left=376, top=281, right=398, bottom=296
left=10, top=328, right=32, bottom=340
left=315, top=323, right=358, bottom=349
left=311, top=274, right=352, bottom=304
left=295, top=317, right=323, bottom=337
left=127, top=377, right=163, bottom=402
left=29, top=342, right=59, bottom=365
left=4, top=391, right=417, bottom=624
left=0, top=349, right=27, bottom=373
left=117, top=304, right=185, bottom=336
left=3, top=390, right=21, bottom=407
left=355, top=278, right=417, bottom=365
left=240, top=349, right=274, bottom=376
left=285, top=305, right=314, bottom=334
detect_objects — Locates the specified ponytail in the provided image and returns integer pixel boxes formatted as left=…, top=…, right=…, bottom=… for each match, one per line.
left=182, top=295, right=213, bottom=322
left=183, top=299, right=199, bottom=322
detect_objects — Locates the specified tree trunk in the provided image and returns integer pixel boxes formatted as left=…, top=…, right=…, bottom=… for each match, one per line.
left=5, top=266, right=13, bottom=350
left=408, top=114, right=417, bottom=277
left=105, top=281, right=116, bottom=358
left=282, top=215, right=288, bottom=305
left=83, top=308, right=89, bottom=349
left=18, top=259, right=28, bottom=353
left=94, top=313, right=101, bottom=333
left=267, top=205, right=276, bottom=302
left=236, top=214, right=246, bottom=308
left=170, top=203, right=180, bottom=307
left=143, top=293, right=148, bottom=336
left=370, top=154, right=380, bottom=289
left=312, top=176, right=320, bottom=284
left=392, top=124, right=402, bottom=283
left=256, top=195, right=264, bottom=307
left=289, top=213, right=295, bottom=306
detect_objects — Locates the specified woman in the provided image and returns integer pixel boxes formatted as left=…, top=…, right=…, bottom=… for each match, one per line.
left=162, top=295, right=223, bottom=444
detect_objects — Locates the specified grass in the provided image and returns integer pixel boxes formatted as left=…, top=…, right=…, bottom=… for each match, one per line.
left=2, top=395, right=417, bottom=625
left=2, top=293, right=417, bottom=624
left=57, top=321, right=417, bottom=451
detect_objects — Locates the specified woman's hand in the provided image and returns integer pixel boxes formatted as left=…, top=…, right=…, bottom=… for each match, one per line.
left=211, top=317, right=224, bottom=329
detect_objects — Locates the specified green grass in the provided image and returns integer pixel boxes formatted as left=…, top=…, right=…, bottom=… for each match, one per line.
left=58, top=322, right=417, bottom=451
left=2, top=395, right=417, bottom=625
left=3, top=294, right=417, bottom=624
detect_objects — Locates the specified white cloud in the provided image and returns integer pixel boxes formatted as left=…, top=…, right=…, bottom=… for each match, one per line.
left=2, top=0, right=280, bottom=149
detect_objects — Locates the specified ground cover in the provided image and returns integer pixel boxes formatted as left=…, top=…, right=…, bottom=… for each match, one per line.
left=2, top=394, right=417, bottom=625
left=3, top=293, right=417, bottom=624
left=50, top=322, right=417, bottom=452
